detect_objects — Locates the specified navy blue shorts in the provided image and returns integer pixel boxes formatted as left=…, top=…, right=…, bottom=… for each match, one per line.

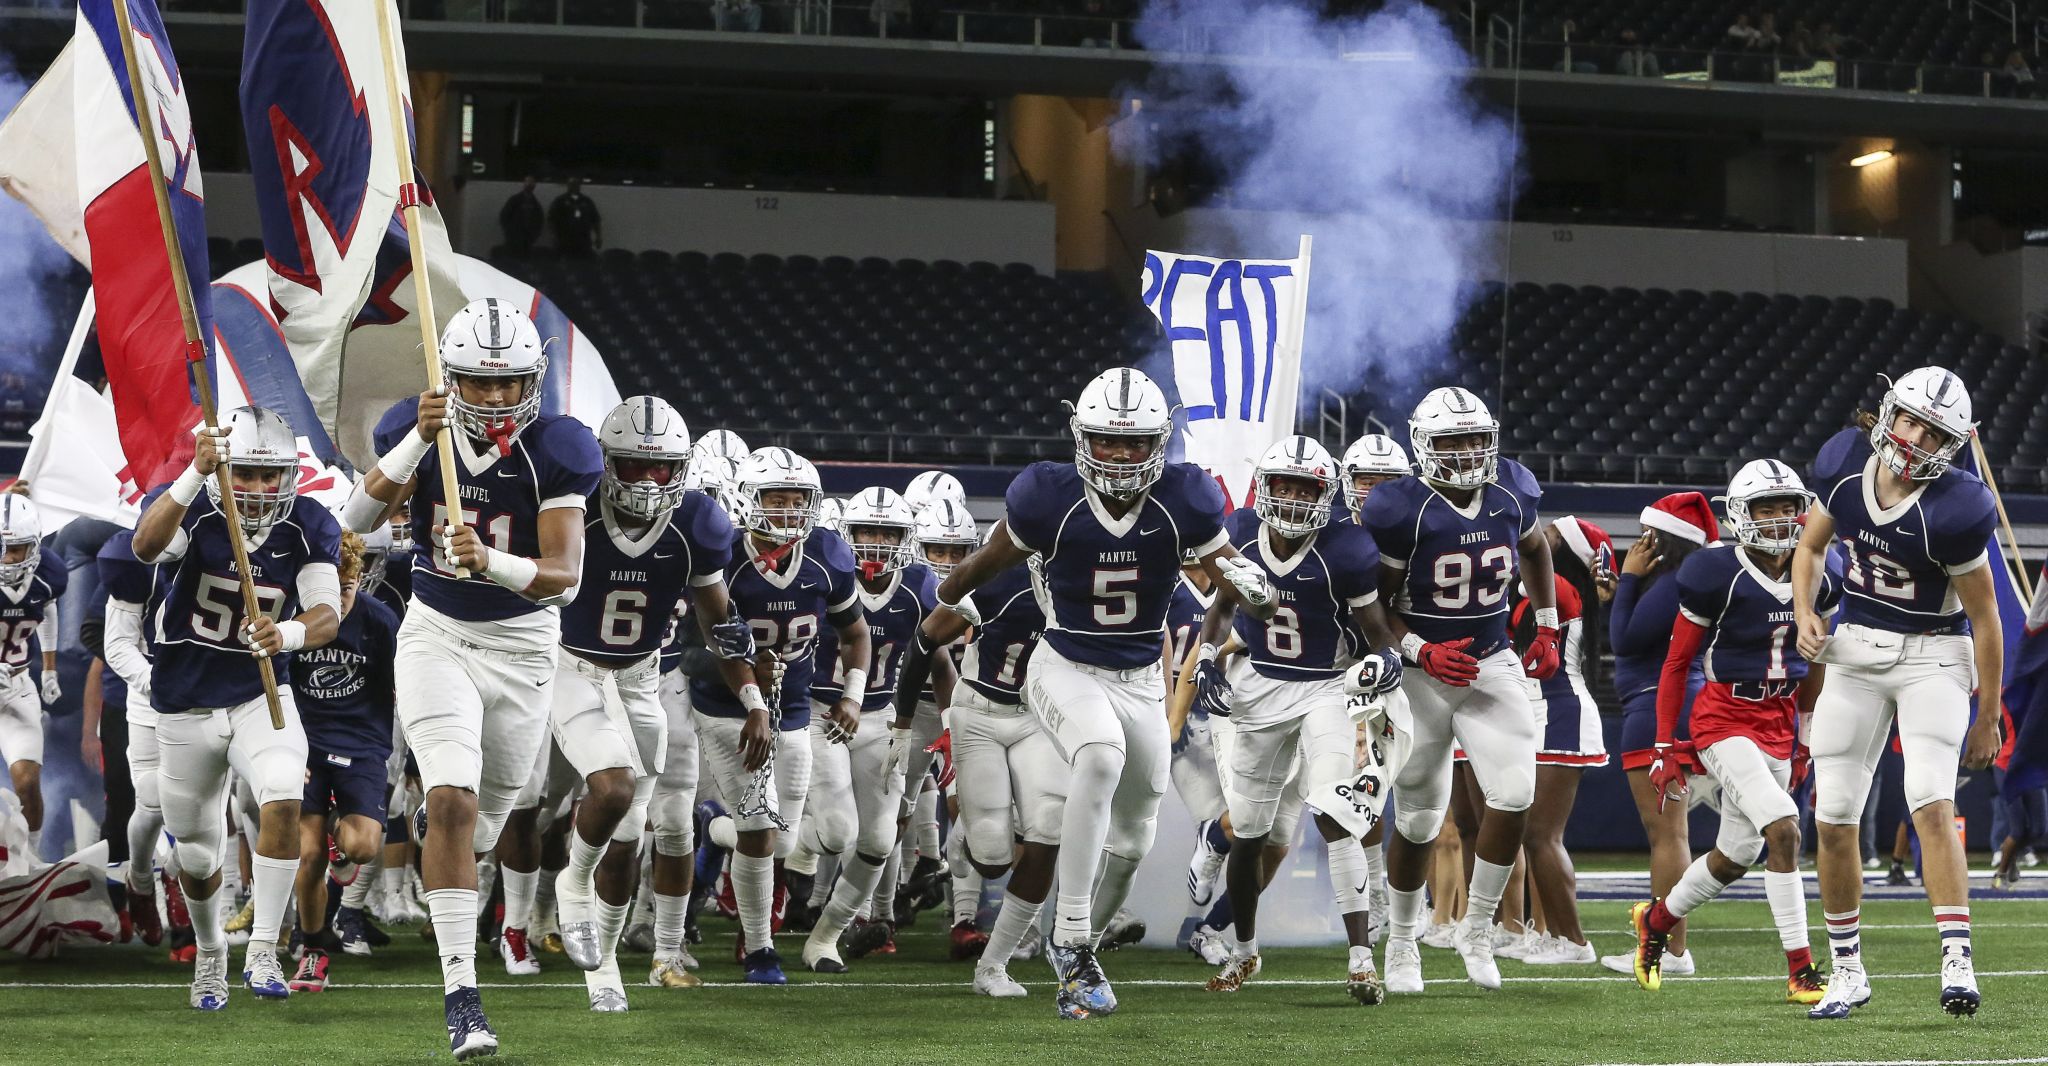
left=1618, top=688, right=1698, bottom=771
left=2003, top=786, right=2048, bottom=848
left=303, top=751, right=391, bottom=822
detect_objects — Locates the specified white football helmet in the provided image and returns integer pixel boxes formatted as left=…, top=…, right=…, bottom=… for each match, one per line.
left=1723, top=459, right=1814, bottom=556
left=206, top=405, right=301, bottom=534
left=816, top=497, right=848, bottom=533
left=0, top=495, right=43, bottom=586
left=840, top=487, right=917, bottom=578
left=736, top=447, right=820, bottom=546
left=1409, top=387, right=1499, bottom=490
left=692, top=429, right=749, bottom=466
left=1872, top=366, right=1974, bottom=481
left=1341, top=433, right=1411, bottom=512
left=388, top=499, right=413, bottom=555
left=914, top=498, right=978, bottom=578
left=598, top=396, right=692, bottom=519
left=1069, top=367, right=1171, bottom=500
left=440, top=298, right=547, bottom=449
left=1253, top=435, right=1340, bottom=537
left=903, top=470, right=967, bottom=515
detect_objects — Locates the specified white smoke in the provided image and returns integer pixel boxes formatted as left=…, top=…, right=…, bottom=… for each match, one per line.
left=0, top=49, right=75, bottom=386
left=1115, top=0, right=1518, bottom=417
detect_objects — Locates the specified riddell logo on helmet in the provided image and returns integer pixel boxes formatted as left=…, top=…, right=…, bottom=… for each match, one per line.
left=1107, top=418, right=1136, bottom=428
left=479, top=359, right=510, bottom=369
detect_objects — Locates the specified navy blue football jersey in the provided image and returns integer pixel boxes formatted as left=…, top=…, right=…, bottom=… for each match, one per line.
left=97, top=532, right=156, bottom=608
left=561, top=492, right=734, bottom=662
left=690, top=526, right=860, bottom=729
left=1164, top=574, right=1213, bottom=688
left=1359, top=460, right=1542, bottom=658
left=372, top=400, right=602, bottom=623
left=811, top=564, right=939, bottom=711
left=1226, top=509, right=1380, bottom=680
left=0, top=547, right=66, bottom=671
left=959, top=562, right=1044, bottom=706
left=148, top=493, right=342, bottom=713
left=1003, top=461, right=1228, bottom=671
left=1810, top=428, right=1997, bottom=635
left=1677, top=544, right=1844, bottom=686
left=292, top=594, right=399, bottom=760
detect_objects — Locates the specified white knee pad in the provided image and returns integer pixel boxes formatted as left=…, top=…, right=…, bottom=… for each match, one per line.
left=1475, top=764, right=1535, bottom=815
left=649, top=784, right=695, bottom=857
left=1395, top=802, right=1446, bottom=845
left=965, top=817, right=1015, bottom=870
left=1901, top=751, right=1959, bottom=814
left=173, top=823, right=223, bottom=882
left=473, top=804, right=512, bottom=855
left=133, top=767, right=161, bottom=815
left=1813, top=754, right=1873, bottom=825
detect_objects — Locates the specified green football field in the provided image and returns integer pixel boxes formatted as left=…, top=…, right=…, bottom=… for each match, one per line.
left=2, top=896, right=2043, bottom=1066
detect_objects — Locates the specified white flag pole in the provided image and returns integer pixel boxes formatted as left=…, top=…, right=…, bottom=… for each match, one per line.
left=1282, top=234, right=1313, bottom=435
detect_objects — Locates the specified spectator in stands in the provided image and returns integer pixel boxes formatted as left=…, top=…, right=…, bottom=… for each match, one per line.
left=1550, top=19, right=1600, bottom=74
left=1613, top=28, right=1660, bottom=77
left=498, top=176, right=545, bottom=255
left=1813, top=21, right=1850, bottom=61
left=712, top=0, right=763, bottom=33
left=1996, top=48, right=2037, bottom=99
left=1722, top=13, right=1759, bottom=51
left=1749, top=12, right=1781, bottom=54
left=548, top=178, right=603, bottom=258
left=869, top=0, right=911, bottom=36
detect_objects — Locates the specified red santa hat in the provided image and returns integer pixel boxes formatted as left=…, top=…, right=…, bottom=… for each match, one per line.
left=1550, top=515, right=1614, bottom=574
left=1639, top=491, right=1720, bottom=545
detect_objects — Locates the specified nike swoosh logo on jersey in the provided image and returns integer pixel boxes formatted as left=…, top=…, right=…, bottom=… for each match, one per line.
left=1895, top=527, right=1918, bottom=537
left=653, top=552, right=675, bottom=559
left=496, top=470, right=520, bottom=479
left=1140, top=527, right=1162, bottom=535
left=1487, top=508, right=1505, bottom=517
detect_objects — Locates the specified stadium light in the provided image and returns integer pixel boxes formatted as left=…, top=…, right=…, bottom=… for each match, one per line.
left=1850, top=150, right=1894, bottom=167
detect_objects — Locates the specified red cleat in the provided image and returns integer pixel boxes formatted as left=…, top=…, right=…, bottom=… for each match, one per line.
left=950, top=921, right=990, bottom=961
left=129, top=888, right=164, bottom=947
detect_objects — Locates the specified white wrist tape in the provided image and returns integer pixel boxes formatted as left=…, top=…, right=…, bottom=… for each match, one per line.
left=1198, top=642, right=1218, bottom=664
left=739, top=683, right=769, bottom=714
left=1535, top=607, right=1559, bottom=630
left=377, top=431, right=432, bottom=485
left=842, top=668, right=869, bottom=708
left=1400, top=633, right=1426, bottom=660
left=275, top=620, right=307, bottom=653
left=480, top=546, right=538, bottom=594
left=169, top=465, right=208, bottom=507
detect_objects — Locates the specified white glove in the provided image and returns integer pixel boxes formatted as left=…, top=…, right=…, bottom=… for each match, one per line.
left=1214, top=555, right=1273, bottom=609
left=880, top=724, right=912, bottom=787
left=939, top=590, right=983, bottom=627
left=1344, top=648, right=1403, bottom=697
left=39, top=672, right=60, bottom=706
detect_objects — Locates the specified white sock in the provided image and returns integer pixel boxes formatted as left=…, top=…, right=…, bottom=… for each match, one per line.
left=1235, top=933, right=1259, bottom=957
left=537, top=862, right=561, bottom=922
left=821, top=854, right=887, bottom=936
left=1763, top=869, right=1809, bottom=952
left=1389, top=885, right=1426, bottom=942
left=248, top=854, right=299, bottom=951
left=809, top=854, right=837, bottom=908
left=342, top=853, right=380, bottom=910
left=566, top=830, right=605, bottom=896
left=1327, top=836, right=1369, bottom=917
left=1466, top=857, right=1513, bottom=925
left=380, top=864, right=406, bottom=897
left=784, top=844, right=819, bottom=878
left=595, top=897, right=631, bottom=962
left=1361, top=840, right=1386, bottom=903
left=1054, top=744, right=1121, bottom=946
left=873, top=849, right=901, bottom=921
left=707, top=815, right=738, bottom=850
left=1664, top=856, right=1725, bottom=919
left=502, top=866, right=538, bottom=930
left=949, top=832, right=982, bottom=926
left=1089, top=853, right=1141, bottom=940
left=126, top=810, right=162, bottom=892
left=189, top=882, right=226, bottom=954
left=982, top=890, right=1044, bottom=967
left=732, top=853, right=774, bottom=953
left=654, top=892, right=689, bottom=957
left=425, top=887, right=479, bottom=993
left=915, top=790, right=941, bottom=857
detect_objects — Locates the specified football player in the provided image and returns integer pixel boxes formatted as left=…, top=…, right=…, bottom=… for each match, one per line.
left=290, top=521, right=402, bottom=991
left=1359, top=387, right=1559, bottom=994
left=97, top=527, right=165, bottom=945
left=0, top=496, right=64, bottom=848
left=549, top=397, right=755, bottom=1011
left=691, top=447, right=869, bottom=985
left=132, top=407, right=343, bottom=1010
left=1629, top=460, right=1838, bottom=1004
left=1794, top=369, right=2003, bottom=1020
left=1193, top=437, right=1403, bottom=1003
left=345, top=299, right=601, bottom=1059
left=691, top=429, right=749, bottom=469
left=799, top=487, right=955, bottom=973
left=903, top=470, right=968, bottom=516
left=928, top=367, right=1274, bottom=1020
left=1339, top=434, right=1411, bottom=522
left=645, top=609, right=709, bottom=989
left=913, top=499, right=977, bottom=578
left=1167, top=560, right=1230, bottom=937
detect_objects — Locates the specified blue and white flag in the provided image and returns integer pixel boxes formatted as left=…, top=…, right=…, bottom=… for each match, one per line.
left=1140, top=237, right=1311, bottom=507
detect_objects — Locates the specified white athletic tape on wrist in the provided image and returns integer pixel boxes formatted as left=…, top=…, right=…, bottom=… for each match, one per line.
left=480, top=545, right=538, bottom=594
left=1400, top=633, right=1426, bottom=660
left=1534, top=607, right=1559, bottom=630
left=377, top=432, right=431, bottom=485
left=739, top=683, right=769, bottom=714
left=275, top=620, right=307, bottom=653
left=1198, top=642, right=1218, bottom=664
left=842, top=668, right=869, bottom=709
left=169, top=465, right=208, bottom=507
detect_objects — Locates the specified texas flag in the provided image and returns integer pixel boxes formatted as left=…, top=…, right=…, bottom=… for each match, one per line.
left=72, top=0, right=215, bottom=491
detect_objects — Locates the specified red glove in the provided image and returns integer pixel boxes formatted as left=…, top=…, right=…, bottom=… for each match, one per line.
left=1647, top=741, right=1693, bottom=813
left=924, top=729, right=956, bottom=789
left=1790, top=746, right=1812, bottom=792
left=1416, top=637, right=1480, bottom=687
left=1522, top=625, right=1561, bottom=680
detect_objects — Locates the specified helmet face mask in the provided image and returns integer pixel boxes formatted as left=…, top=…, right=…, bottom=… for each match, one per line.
left=840, top=487, right=916, bottom=578
left=913, top=499, right=978, bottom=578
left=1252, top=436, right=1339, bottom=537
left=737, top=448, right=821, bottom=547
left=599, top=397, right=691, bottom=520
left=1409, top=388, right=1500, bottom=491
left=0, top=496, right=42, bottom=586
left=1870, top=367, right=1973, bottom=482
left=440, top=298, right=548, bottom=451
left=204, top=406, right=300, bottom=535
left=1724, top=459, right=1813, bottom=556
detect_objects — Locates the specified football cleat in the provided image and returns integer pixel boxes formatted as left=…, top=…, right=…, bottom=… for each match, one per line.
left=243, top=948, right=291, bottom=999
left=498, top=928, right=541, bottom=976
left=1012, top=936, right=1041, bottom=962
left=1495, top=927, right=1541, bottom=960
left=620, top=921, right=655, bottom=954
left=412, top=804, right=430, bottom=845
left=1047, top=939, right=1117, bottom=1015
left=128, top=887, right=164, bottom=947
left=783, top=901, right=820, bottom=935
left=289, top=949, right=331, bottom=993
left=334, top=906, right=375, bottom=957
left=1385, top=938, right=1424, bottom=994
left=1886, top=860, right=1911, bottom=886
left=1454, top=915, right=1502, bottom=990
left=1186, top=821, right=1226, bottom=906
left=224, top=894, right=255, bottom=934
left=1098, top=908, right=1146, bottom=952
left=802, top=929, right=849, bottom=974
left=1204, top=953, right=1262, bottom=992
left=1603, top=947, right=1695, bottom=976
left=1348, top=947, right=1385, bottom=1006
left=649, top=955, right=703, bottom=988
left=556, top=869, right=603, bottom=972
left=1940, top=952, right=1980, bottom=1017
left=1807, top=964, right=1872, bottom=1020
left=190, top=948, right=231, bottom=1011
left=1187, top=924, right=1230, bottom=966
left=589, top=987, right=629, bottom=1013
left=1787, top=964, right=1827, bottom=1005
left=975, top=964, right=1028, bottom=998
left=445, top=987, right=499, bottom=1060
left=845, top=918, right=895, bottom=959
left=1629, top=900, right=1668, bottom=991
left=950, top=920, right=990, bottom=961
left=1420, top=922, right=1457, bottom=950
left=743, top=946, right=787, bottom=985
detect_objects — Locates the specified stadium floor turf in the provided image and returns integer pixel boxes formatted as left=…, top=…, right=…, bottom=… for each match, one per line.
left=3, top=895, right=2044, bottom=1066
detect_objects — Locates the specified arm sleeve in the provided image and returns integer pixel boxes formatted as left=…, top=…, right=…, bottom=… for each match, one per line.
left=1656, top=615, right=1709, bottom=747
left=102, top=601, right=153, bottom=692
left=297, top=563, right=343, bottom=616
left=37, top=601, right=58, bottom=657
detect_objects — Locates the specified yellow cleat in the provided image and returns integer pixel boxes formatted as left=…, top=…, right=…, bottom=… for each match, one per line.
left=1786, top=965, right=1827, bottom=1005
left=649, top=957, right=703, bottom=989
left=540, top=932, right=565, bottom=955
left=223, top=897, right=255, bottom=934
left=1628, top=900, right=1666, bottom=992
